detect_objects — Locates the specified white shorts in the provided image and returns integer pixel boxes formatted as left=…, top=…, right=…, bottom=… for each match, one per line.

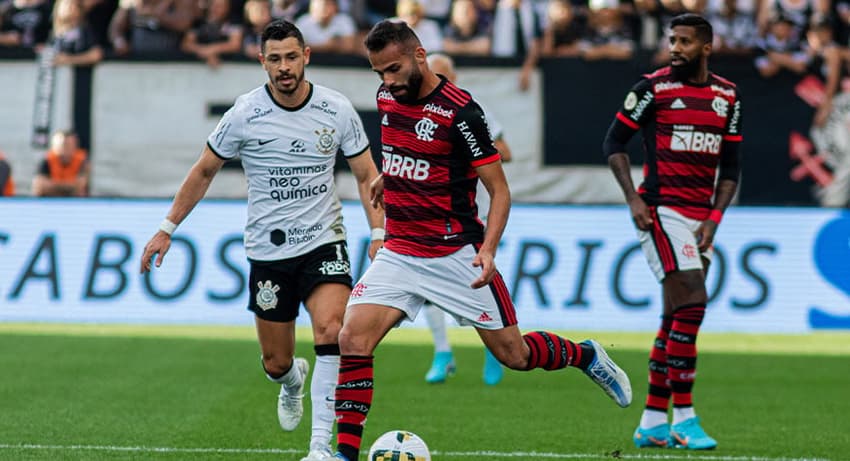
left=347, top=245, right=518, bottom=330
left=637, top=206, right=713, bottom=282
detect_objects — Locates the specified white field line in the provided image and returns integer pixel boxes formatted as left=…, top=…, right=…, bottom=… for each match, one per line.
left=0, top=443, right=830, bottom=461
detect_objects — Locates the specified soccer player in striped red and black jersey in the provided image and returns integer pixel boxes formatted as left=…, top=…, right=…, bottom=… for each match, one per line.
left=604, top=13, right=741, bottom=451
left=323, top=20, right=633, bottom=461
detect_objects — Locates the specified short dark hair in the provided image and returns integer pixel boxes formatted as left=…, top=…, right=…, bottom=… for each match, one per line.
left=364, top=19, right=422, bottom=53
left=261, top=19, right=304, bottom=52
left=670, top=13, right=713, bottom=45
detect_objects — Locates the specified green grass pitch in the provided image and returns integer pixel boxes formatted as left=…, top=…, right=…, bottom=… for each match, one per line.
left=0, top=324, right=847, bottom=461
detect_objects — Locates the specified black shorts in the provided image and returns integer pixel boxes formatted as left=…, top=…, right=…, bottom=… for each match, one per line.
left=248, top=241, right=352, bottom=322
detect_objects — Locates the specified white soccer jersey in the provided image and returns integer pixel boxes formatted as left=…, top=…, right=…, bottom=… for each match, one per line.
left=207, top=83, right=369, bottom=261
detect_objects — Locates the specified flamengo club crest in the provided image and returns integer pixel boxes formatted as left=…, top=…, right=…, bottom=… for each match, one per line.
left=415, top=117, right=438, bottom=141
left=315, top=127, right=337, bottom=154
left=712, top=96, right=729, bottom=117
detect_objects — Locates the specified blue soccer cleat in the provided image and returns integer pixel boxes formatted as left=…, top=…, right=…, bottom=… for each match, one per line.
left=425, top=351, right=456, bottom=383
left=482, top=348, right=503, bottom=386
left=580, top=340, right=632, bottom=408
left=671, top=417, right=718, bottom=450
left=633, top=424, right=673, bottom=448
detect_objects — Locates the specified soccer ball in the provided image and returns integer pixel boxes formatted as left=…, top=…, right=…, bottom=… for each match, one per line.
left=367, top=430, right=431, bottom=461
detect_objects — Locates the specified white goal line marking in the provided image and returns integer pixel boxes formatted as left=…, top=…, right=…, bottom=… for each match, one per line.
left=0, top=443, right=829, bottom=461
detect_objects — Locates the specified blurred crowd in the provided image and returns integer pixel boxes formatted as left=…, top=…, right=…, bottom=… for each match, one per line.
left=2, top=0, right=850, bottom=70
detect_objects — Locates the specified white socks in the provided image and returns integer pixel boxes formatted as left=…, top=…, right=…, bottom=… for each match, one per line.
left=424, top=304, right=451, bottom=353
left=672, top=406, right=696, bottom=425
left=310, top=354, right=339, bottom=452
left=640, top=407, right=697, bottom=429
left=639, top=409, right=668, bottom=429
left=265, top=358, right=302, bottom=389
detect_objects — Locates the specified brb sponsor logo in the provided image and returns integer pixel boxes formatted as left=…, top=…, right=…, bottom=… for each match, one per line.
left=671, top=125, right=721, bottom=154
left=382, top=153, right=429, bottom=180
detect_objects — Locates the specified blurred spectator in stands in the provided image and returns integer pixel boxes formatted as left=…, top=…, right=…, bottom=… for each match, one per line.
left=442, top=0, right=490, bottom=55
left=833, top=0, right=850, bottom=45
left=295, top=0, right=357, bottom=53
left=706, top=0, right=758, bottom=55
left=804, top=20, right=845, bottom=125
left=351, top=0, right=395, bottom=30
left=84, top=0, right=119, bottom=50
left=0, top=0, right=52, bottom=48
left=109, top=0, right=199, bottom=56
left=0, top=152, right=14, bottom=197
left=242, top=0, right=271, bottom=58
left=50, top=0, right=104, bottom=66
left=757, top=0, right=827, bottom=37
left=579, top=0, right=634, bottom=60
left=420, top=0, right=450, bottom=26
left=32, top=130, right=90, bottom=197
left=394, top=0, right=442, bottom=51
left=542, top=0, right=584, bottom=56
left=806, top=19, right=850, bottom=206
left=755, top=12, right=808, bottom=78
left=181, top=0, right=242, bottom=67
left=491, top=0, right=542, bottom=91
left=271, top=0, right=306, bottom=22
left=474, top=0, right=496, bottom=32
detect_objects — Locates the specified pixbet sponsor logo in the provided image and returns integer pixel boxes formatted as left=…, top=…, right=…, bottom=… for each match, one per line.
left=654, top=81, right=683, bottom=92
left=423, top=103, right=454, bottom=118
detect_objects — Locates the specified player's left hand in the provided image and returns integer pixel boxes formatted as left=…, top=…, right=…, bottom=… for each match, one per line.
left=368, top=239, right=383, bottom=260
left=369, top=175, right=384, bottom=209
left=471, top=250, right=496, bottom=289
left=694, top=220, right=717, bottom=252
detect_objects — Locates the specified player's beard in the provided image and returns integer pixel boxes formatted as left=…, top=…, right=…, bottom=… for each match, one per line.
left=391, top=66, right=424, bottom=104
left=275, top=69, right=304, bottom=95
left=671, top=54, right=702, bottom=81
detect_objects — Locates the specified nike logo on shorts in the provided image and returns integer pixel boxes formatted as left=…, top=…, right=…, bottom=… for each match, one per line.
left=258, top=138, right=277, bottom=145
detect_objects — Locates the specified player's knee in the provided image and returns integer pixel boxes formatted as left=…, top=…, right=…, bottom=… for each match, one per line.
left=313, top=318, right=342, bottom=345
left=337, top=326, right=374, bottom=356
left=261, top=353, right=293, bottom=377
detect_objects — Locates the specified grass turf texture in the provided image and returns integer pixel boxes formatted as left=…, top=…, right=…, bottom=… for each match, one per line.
left=0, top=324, right=847, bottom=461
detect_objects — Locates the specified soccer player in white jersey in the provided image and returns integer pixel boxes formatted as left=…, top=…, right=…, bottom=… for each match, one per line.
left=421, top=52, right=513, bottom=386
left=139, top=20, right=385, bottom=461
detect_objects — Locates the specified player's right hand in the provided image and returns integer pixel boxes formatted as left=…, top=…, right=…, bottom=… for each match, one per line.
left=628, top=196, right=653, bottom=231
left=369, top=175, right=384, bottom=209
left=140, top=232, right=172, bottom=273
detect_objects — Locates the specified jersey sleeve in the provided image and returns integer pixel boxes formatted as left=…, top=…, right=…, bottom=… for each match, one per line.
left=477, top=100, right=503, bottom=141
left=338, top=98, right=370, bottom=158
left=724, top=89, right=743, bottom=142
left=602, top=78, right=654, bottom=157
left=451, top=100, right=500, bottom=168
left=206, top=102, right=246, bottom=160
left=615, top=78, right=655, bottom=130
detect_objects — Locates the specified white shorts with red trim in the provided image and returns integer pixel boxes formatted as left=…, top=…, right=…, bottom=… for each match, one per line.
left=347, top=245, right=517, bottom=330
left=637, top=206, right=713, bottom=282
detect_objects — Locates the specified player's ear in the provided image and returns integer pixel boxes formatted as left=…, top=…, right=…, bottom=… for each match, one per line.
left=303, top=45, right=311, bottom=65
left=414, top=46, right=426, bottom=64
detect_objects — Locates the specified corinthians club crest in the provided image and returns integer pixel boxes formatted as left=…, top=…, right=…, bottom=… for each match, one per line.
left=315, top=127, right=337, bottom=154
left=256, top=280, right=280, bottom=311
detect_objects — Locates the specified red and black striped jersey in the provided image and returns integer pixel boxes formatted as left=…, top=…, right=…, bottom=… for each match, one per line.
left=611, top=67, right=743, bottom=220
left=377, top=77, right=501, bottom=257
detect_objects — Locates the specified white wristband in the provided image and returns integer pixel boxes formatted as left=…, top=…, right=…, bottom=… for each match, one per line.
left=370, top=228, right=385, bottom=241
left=159, top=219, right=178, bottom=236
